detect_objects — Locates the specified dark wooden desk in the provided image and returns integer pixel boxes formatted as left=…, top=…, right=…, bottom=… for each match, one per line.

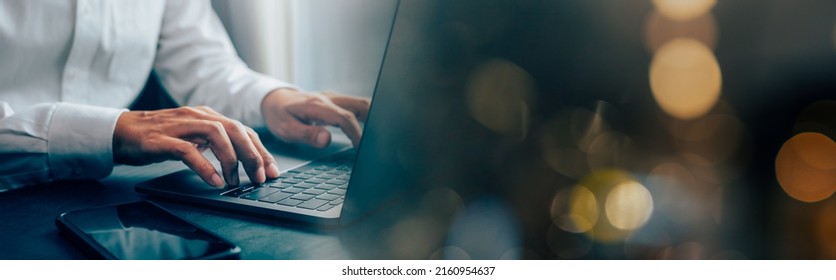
left=0, top=133, right=416, bottom=260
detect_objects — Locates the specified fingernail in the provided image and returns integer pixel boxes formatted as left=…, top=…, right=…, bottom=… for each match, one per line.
left=266, top=162, right=280, bottom=178
left=210, top=173, right=224, bottom=188
left=317, top=131, right=330, bottom=147
left=256, top=166, right=266, bottom=184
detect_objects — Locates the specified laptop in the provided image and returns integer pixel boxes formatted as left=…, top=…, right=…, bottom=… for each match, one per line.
left=137, top=0, right=414, bottom=226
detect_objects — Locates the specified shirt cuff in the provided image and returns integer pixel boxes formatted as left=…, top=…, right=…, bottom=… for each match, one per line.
left=47, top=103, right=127, bottom=181
left=238, top=74, right=301, bottom=129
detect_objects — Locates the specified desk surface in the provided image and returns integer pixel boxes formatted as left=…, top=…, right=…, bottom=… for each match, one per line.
left=0, top=132, right=422, bottom=260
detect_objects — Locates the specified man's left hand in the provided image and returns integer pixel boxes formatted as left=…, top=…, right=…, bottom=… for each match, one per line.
left=261, top=88, right=371, bottom=148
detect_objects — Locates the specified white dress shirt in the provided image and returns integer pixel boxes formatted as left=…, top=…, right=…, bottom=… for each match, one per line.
left=0, top=0, right=297, bottom=190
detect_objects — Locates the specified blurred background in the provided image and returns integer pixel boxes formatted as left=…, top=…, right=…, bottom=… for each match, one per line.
left=209, top=0, right=835, bottom=259
left=212, top=0, right=395, bottom=97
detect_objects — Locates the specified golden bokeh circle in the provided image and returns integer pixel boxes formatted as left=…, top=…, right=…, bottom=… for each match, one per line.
left=649, top=38, right=722, bottom=120
left=652, top=0, right=717, bottom=22
left=775, top=132, right=836, bottom=203
left=570, top=169, right=654, bottom=243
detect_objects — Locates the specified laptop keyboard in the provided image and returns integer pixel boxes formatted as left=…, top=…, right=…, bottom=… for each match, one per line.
left=219, top=151, right=354, bottom=212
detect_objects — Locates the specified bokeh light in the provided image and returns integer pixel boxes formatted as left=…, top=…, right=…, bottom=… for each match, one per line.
left=649, top=38, right=722, bottom=120
left=385, top=214, right=443, bottom=259
left=572, top=102, right=616, bottom=153
left=644, top=10, right=718, bottom=53
left=651, top=0, right=717, bottom=22
left=586, top=131, right=633, bottom=171
left=573, top=170, right=654, bottom=243
left=775, top=132, right=836, bottom=202
left=605, top=181, right=654, bottom=230
left=465, top=59, right=535, bottom=138
left=540, top=107, right=615, bottom=179
left=551, top=187, right=598, bottom=233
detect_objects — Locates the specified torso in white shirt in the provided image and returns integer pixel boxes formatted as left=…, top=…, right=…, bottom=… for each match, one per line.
left=0, top=0, right=164, bottom=110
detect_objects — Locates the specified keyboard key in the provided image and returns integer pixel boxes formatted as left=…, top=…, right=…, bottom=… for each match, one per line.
left=327, top=170, right=344, bottom=175
left=303, top=188, right=327, bottom=195
left=305, top=179, right=326, bottom=184
left=326, top=179, right=348, bottom=185
left=318, top=174, right=336, bottom=179
left=221, top=187, right=246, bottom=197
left=259, top=191, right=292, bottom=203
left=336, top=175, right=351, bottom=180
left=241, top=187, right=278, bottom=200
left=281, top=187, right=307, bottom=194
left=290, top=193, right=315, bottom=201
left=316, top=204, right=335, bottom=211
left=337, top=184, right=348, bottom=189
left=314, top=184, right=337, bottom=190
left=314, top=166, right=331, bottom=171
left=316, top=193, right=341, bottom=201
left=328, top=189, right=347, bottom=195
left=265, top=181, right=289, bottom=189
left=294, top=182, right=317, bottom=189
left=282, top=178, right=302, bottom=185
left=298, top=199, right=329, bottom=210
left=293, top=174, right=314, bottom=179
left=276, top=198, right=304, bottom=206
left=330, top=198, right=344, bottom=205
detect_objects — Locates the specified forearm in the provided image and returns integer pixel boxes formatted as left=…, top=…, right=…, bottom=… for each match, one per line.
left=0, top=102, right=124, bottom=190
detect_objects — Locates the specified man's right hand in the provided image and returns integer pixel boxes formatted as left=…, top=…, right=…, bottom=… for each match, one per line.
left=113, top=106, right=280, bottom=188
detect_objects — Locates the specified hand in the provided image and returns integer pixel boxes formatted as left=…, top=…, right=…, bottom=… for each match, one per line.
left=261, top=88, right=371, bottom=148
left=113, top=106, right=280, bottom=188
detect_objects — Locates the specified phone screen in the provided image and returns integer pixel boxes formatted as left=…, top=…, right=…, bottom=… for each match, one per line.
left=57, top=201, right=239, bottom=260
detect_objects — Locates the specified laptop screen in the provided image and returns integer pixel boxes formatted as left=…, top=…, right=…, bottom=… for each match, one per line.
left=345, top=0, right=836, bottom=259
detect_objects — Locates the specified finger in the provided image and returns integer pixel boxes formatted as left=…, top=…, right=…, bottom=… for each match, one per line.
left=274, top=118, right=332, bottom=148
left=159, top=137, right=225, bottom=188
left=174, top=120, right=240, bottom=186
left=190, top=107, right=266, bottom=184
left=323, top=92, right=371, bottom=122
left=245, top=127, right=280, bottom=179
left=286, top=101, right=363, bottom=147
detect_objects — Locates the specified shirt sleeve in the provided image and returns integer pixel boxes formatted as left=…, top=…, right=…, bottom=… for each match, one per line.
left=153, top=0, right=299, bottom=129
left=0, top=102, right=125, bottom=191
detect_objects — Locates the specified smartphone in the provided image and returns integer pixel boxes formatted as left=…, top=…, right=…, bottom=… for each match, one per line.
left=56, top=200, right=241, bottom=260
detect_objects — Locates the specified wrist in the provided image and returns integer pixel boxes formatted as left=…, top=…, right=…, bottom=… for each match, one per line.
left=261, top=88, right=299, bottom=117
